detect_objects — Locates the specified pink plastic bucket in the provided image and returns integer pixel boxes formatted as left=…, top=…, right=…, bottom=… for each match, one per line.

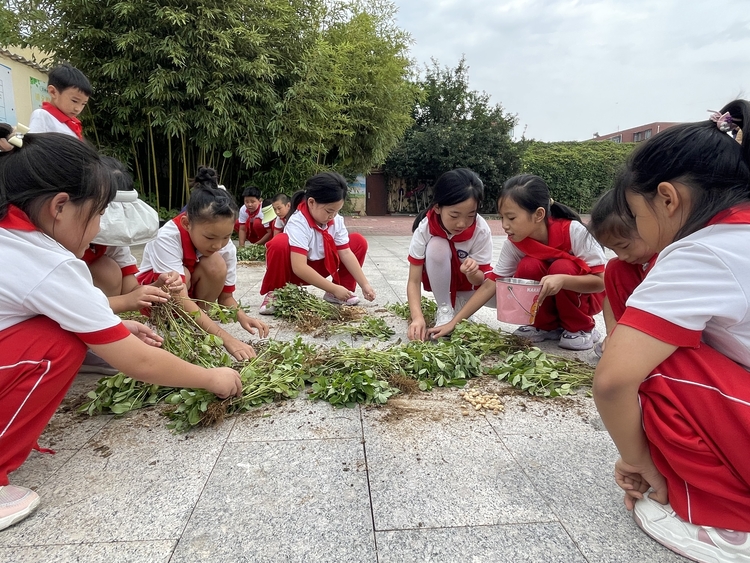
left=496, top=277, right=542, bottom=325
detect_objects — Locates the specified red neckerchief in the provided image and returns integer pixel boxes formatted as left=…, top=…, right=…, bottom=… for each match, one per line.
left=706, top=204, right=750, bottom=226
left=511, top=217, right=593, bottom=274
left=426, top=208, right=478, bottom=307
left=42, top=101, right=83, bottom=140
left=82, top=244, right=107, bottom=264
left=297, top=201, right=340, bottom=281
left=172, top=213, right=198, bottom=274
left=0, top=205, right=39, bottom=231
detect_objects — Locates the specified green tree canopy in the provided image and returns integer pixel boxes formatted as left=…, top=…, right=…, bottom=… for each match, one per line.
left=9, top=0, right=414, bottom=207
left=383, top=57, right=521, bottom=212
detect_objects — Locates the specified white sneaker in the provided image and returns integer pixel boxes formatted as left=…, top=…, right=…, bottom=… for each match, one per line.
left=259, top=292, right=276, bottom=315
left=558, top=328, right=599, bottom=351
left=323, top=292, right=360, bottom=306
left=0, top=485, right=40, bottom=531
left=512, top=325, right=563, bottom=343
left=633, top=493, right=750, bottom=563
left=434, top=303, right=454, bottom=327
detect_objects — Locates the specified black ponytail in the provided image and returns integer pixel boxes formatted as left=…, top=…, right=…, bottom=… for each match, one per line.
left=186, top=166, right=237, bottom=223
left=289, top=171, right=348, bottom=215
left=615, top=99, right=750, bottom=241
left=500, top=174, right=581, bottom=223
left=411, top=168, right=484, bottom=232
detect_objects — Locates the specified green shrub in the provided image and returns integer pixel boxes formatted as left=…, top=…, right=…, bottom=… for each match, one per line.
left=520, top=141, right=636, bottom=213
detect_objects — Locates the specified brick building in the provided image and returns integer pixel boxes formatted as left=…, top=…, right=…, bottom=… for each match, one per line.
left=591, top=122, right=678, bottom=143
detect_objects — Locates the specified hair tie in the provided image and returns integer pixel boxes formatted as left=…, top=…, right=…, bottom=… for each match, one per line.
left=549, top=198, right=555, bottom=206
left=708, top=110, right=735, bottom=133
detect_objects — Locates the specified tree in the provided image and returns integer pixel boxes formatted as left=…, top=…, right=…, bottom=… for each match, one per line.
left=10, top=0, right=414, bottom=207
left=383, top=57, right=521, bottom=212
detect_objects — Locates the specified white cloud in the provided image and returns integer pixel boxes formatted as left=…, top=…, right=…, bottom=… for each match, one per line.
left=394, top=0, right=750, bottom=140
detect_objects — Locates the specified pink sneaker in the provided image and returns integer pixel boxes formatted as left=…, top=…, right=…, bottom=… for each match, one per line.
left=323, top=292, right=360, bottom=306
left=0, top=485, right=40, bottom=531
left=633, top=493, right=750, bottom=562
left=259, top=292, right=276, bottom=315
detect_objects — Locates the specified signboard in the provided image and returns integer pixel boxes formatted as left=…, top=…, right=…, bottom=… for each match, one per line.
left=0, top=64, right=17, bottom=125
left=30, top=76, right=50, bottom=111
left=348, top=174, right=366, bottom=198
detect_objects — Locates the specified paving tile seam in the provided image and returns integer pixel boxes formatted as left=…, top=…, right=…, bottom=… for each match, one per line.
left=36, top=416, right=116, bottom=491
left=373, top=519, right=562, bottom=533
left=494, top=433, right=592, bottom=563
left=2, top=539, right=179, bottom=548
left=168, top=417, right=238, bottom=563
left=228, top=436, right=364, bottom=444
left=358, top=406, right=381, bottom=563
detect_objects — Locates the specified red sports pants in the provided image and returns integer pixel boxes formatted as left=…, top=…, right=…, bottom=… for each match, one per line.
left=640, top=344, right=750, bottom=531
left=515, top=256, right=603, bottom=332
left=260, top=232, right=368, bottom=295
left=604, top=258, right=645, bottom=321
left=0, top=316, right=86, bottom=485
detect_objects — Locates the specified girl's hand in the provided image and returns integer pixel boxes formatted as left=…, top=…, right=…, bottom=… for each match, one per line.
left=155, top=271, right=185, bottom=294
left=224, top=338, right=257, bottom=361
left=238, top=312, right=270, bottom=338
left=408, top=317, right=427, bottom=341
left=538, top=274, right=566, bottom=304
left=361, top=283, right=376, bottom=302
left=122, top=320, right=164, bottom=347
left=460, top=258, right=479, bottom=277
left=127, top=285, right=170, bottom=310
left=332, top=285, right=355, bottom=302
left=206, top=367, right=243, bottom=398
left=427, top=320, right=455, bottom=340
left=614, top=456, right=669, bottom=510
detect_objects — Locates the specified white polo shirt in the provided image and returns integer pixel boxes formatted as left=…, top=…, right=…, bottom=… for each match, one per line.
left=138, top=220, right=237, bottom=292
left=238, top=206, right=271, bottom=229
left=492, top=220, right=606, bottom=278
left=0, top=210, right=128, bottom=344
left=622, top=223, right=750, bottom=370
left=28, top=109, right=79, bottom=137
left=285, top=211, right=349, bottom=260
left=408, top=214, right=493, bottom=273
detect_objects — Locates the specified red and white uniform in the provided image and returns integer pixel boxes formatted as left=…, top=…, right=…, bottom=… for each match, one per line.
left=408, top=211, right=493, bottom=307
left=490, top=218, right=606, bottom=332
left=603, top=255, right=657, bottom=321
left=28, top=102, right=83, bottom=139
left=0, top=206, right=129, bottom=485
left=271, top=216, right=287, bottom=237
left=260, top=203, right=367, bottom=295
left=238, top=206, right=271, bottom=244
left=82, top=244, right=139, bottom=276
left=619, top=206, right=750, bottom=531
left=137, top=214, right=237, bottom=295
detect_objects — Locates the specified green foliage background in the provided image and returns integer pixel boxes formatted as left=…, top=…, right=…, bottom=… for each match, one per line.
left=520, top=141, right=636, bottom=212
left=383, top=58, right=521, bottom=213
left=8, top=0, right=415, bottom=207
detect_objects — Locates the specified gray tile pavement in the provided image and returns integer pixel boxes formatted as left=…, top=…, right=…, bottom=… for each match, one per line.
left=1, top=235, right=686, bottom=562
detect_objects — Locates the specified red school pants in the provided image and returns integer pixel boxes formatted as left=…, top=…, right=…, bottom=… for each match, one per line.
left=640, top=343, right=750, bottom=531
left=515, top=256, right=603, bottom=332
left=604, top=258, right=646, bottom=322
left=260, top=232, right=368, bottom=295
left=0, top=316, right=87, bottom=485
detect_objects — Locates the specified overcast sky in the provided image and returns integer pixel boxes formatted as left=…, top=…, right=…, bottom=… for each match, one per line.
left=393, top=0, right=750, bottom=141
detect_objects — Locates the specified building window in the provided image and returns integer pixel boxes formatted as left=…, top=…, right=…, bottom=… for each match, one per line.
left=633, top=132, right=642, bottom=142
left=645, top=129, right=652, bottom=139
left=610, top=135, right=622, bottom=143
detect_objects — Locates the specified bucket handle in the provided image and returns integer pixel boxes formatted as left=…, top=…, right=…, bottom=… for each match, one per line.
left=507, top=285, right=540, bottom=324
